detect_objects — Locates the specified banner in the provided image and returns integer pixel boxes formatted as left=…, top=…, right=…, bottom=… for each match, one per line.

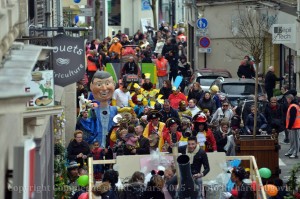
left=25, top=70, right=55, bottom=107
left=105, top=63, right=122, bottom=82
left=52, top=34, right=85, bottom=87
left=141, top=63, right=157, bottom=84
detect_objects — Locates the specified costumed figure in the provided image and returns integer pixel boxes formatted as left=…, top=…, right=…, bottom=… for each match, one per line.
left=192, top=113, right=217, bottom=152
left=161, top=118, right=183, bottom=152
left=123, top=133, right=140, bottom=155
left=143, top=110, right=166, bottom=151
left=178, top=100, right=192, bottom=120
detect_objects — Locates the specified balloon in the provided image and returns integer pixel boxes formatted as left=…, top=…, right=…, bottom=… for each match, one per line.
left=74, top=15, right=79, bottom=24
left=74, top=0, right=81, bottom=3
left=251, top=181, right=257, bottom=191
left=259, top=168, right=272, bottom=179
left=231, top=188, right=238, bottom=197
left=77, top=175, right=89, bottom=187
left=264, top=184, right=278, bottom=196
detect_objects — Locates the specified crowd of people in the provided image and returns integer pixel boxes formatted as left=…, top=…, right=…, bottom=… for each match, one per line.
left=67, top=24, right=300, bottom=199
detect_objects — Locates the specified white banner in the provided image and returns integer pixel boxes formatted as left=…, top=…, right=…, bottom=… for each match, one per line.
left=272, top=24, right=296, bottom=44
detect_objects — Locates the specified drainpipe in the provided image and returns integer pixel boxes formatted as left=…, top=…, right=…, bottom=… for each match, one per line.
left=295, top=0, right=300, bottom=92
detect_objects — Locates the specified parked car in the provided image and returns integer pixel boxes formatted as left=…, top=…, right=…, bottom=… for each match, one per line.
left=210, top=77, right=267, bottom=107
left=193, top=68, right=232, bottom=92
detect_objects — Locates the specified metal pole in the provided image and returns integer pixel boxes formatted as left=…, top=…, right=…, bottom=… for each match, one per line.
left=288, top=48, right=291, bottom=89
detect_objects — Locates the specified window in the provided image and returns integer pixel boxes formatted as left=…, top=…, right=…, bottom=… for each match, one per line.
left=108, top=0, right=121, bottom=26
left=222, top=83, right=262, bottom=95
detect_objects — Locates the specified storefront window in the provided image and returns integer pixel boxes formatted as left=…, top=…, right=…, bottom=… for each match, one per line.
left=281, top=46, right=297, bottom=89
left=108, top=0, right=121, bottom=26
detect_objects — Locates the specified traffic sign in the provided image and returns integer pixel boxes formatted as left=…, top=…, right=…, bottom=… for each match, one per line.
left=196, top=18, right=208, bottom=29
left=199, top=37, right=210, bottom=48
left=78, top=8, right=93, bottom=16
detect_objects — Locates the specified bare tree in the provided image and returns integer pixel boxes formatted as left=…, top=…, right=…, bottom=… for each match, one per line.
left=95, top=0, right=101, bottom=39
left=230, top=5, right=277, bottom=138
left=149, top=0, right=158, bottom=29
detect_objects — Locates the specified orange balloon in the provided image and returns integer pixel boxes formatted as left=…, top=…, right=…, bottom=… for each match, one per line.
left=263, top=184, right=278, bottom=196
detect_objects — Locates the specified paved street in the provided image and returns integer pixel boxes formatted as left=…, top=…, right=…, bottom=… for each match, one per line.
left=278, top=132, right=300, bottom=183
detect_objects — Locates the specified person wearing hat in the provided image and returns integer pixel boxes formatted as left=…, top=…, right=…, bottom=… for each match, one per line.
left=142, top=73, right=154, bottom=91
left=210, top=85, right=222, bottom=109
left=160, top=118, right=183, bottom=152
left=143, top=110, right=166, bottom=151
left=179, top=116, right=193, bottom=147
left=67, top=161, right=80, bottom=186
left=109, top=37, right=122, bottom=58
left=192, top=113, right=217, bottom=152
left=178, top=100, right=192, bottom=120
left=168, top=86, right=188, bottom=110
left=134, top=94, right=146, bottom=117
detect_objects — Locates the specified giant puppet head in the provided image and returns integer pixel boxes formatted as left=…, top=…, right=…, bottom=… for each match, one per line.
left=90, top=71, right=115, bottom=103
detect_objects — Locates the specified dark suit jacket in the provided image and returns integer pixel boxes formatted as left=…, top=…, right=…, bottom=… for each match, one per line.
left=178, top=145, right=210, bottom=176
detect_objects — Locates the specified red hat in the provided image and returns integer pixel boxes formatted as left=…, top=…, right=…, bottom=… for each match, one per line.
left=192, top=113, right=207, bottom=123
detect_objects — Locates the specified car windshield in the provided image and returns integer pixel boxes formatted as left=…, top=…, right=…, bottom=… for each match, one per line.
left=200, top=71, right=231, bottom=77
left=221, top=83, right=262, bottom=95
left=196, top=76, right=218, bottom=86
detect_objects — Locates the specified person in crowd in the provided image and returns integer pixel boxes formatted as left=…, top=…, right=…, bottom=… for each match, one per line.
left=76, top=110, right=96, bottom=144
left=222, top=167, right=254, bottom=199
left=202, top=108, right=212, bottom=123
left=198, top=91, right=216, bottom=115
left=155, top=54, right=169, bottom=88
left=264, top=97, right=284, bottom=134
left=159, top=99, right=180, bottom=123
left=159, top=80, right=172, bottom=100
left=163, top=166, right=176, bottom=199
left=109, top=52, right=120, bottom=63
left=119, top=171, right=146, bottom=199
left=237, top=55, right=255, bottom=79
left=178, top=136, right=210, bottom=199
left=67, top=130, right=91, bottom=168
left=161, top=38, right=178, bottom=57
left=178, top=56, right=192, bottom=92
left=210, top=101, right=234, bottom=126
left=113, top=128, right=128, bottom=156
left=187, top=98, right=201, bottom=118
left=109, top=37, right=123, bottom=57
left=143, top=110, right=166, bottom=151
left=67, top=161, right=80, bottom=186
left=90, top=71, right=118, bottom=147
left=97, top=169, right=120, bottom=198
left=210, top=85, right=222, bottom=109
left=133, top=125, right=150, bottom=154
left=142, top=73, right=153, bottom=91
left=112, top=81, right=135, bottom=108
left=192, top=113, right=217, bottom=152
left=133, top=95, right=146, bottom=117
left=165, top=50, right=178, bottom=83
left=91, top=141, right=104, bottom=181
left=264, top=66, right=285, bottom=101
left=245, top=105, right=268, bottom=135
left=278, top=84, right=298, bottom=144
left=178, top=44, right=186, bottom=57
left=177, top=100, right=192, bottom=120
left=284, top=94, right=300, bottom=159
left=160, top=118, right=183, bottom=152
left=231, top=107, right=241, bottom=131
left=121, top=56, right=139, bottom=75
left=115, top=30, right=122, bottom=40
left=168, top=86, right=188, bottom=110
left=141, top=52, right=153, bottom=63
left=76, top=78, right=89, bottom=114
left=133, top=29, right=144, bottom=45
left=86, top=49, right=101, bottom=89
left=142, top=174, right=165, bottom=199
left=187, top=82, right=204, bottom=102
left=120, top=34, right=130, bottom=46
left=213, top=120, right=233, bottom=155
